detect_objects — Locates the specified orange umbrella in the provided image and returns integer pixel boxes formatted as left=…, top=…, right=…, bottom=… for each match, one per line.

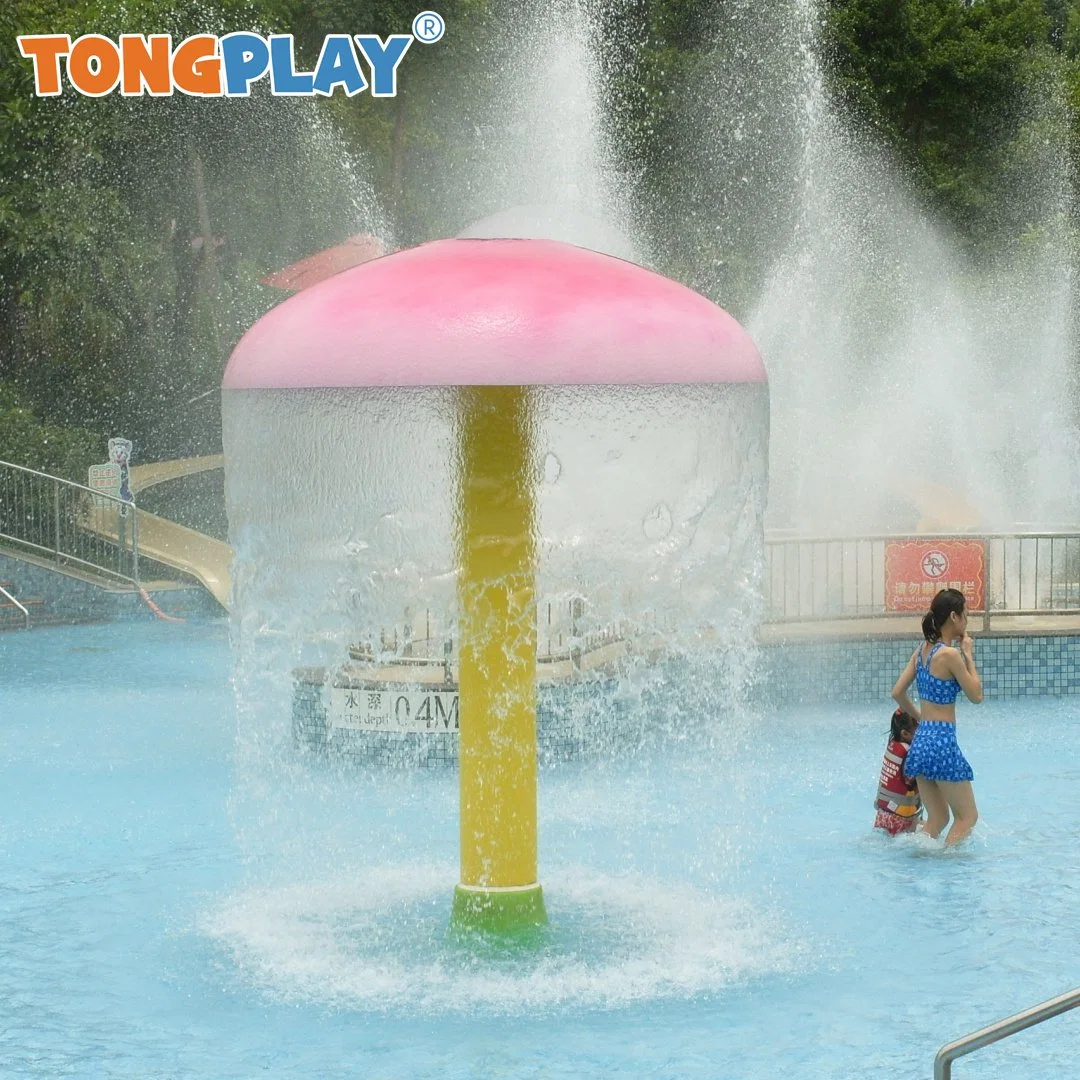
left=260, top=233, right=387, bottom=293
left=893, top=476, right=982, bottom=532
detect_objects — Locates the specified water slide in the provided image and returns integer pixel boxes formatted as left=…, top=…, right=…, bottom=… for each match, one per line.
left=127, top=509, right=232, bottom=609
left=104, top=455, right=233, bottom=609
left=129, top=454, right=224, bottom=492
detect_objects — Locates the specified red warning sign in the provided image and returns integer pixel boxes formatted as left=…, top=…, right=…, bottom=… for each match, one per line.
left=884, top=540, right=985, bottom=612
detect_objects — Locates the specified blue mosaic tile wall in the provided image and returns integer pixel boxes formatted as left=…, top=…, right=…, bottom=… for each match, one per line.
left=759, top=634, right=1080, bottom=705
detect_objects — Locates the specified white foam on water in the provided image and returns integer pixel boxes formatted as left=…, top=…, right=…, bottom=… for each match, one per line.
left=200, top=863, right=802, bottom=1014
left=890, top=827, right=989, bottom=857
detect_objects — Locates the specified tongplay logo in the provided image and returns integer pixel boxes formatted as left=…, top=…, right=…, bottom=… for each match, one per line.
left=17, top=11, right=443, bottom=98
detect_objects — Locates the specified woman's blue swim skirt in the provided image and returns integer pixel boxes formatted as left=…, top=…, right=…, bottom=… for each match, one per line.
left=903, top=720, right=974, bottom=783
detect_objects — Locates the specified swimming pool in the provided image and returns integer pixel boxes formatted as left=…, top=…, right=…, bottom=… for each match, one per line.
left=3, top=621, right=1078, bottom=1078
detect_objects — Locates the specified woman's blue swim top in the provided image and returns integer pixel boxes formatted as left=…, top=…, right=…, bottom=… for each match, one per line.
left=916, top=641, right=960, bottom=705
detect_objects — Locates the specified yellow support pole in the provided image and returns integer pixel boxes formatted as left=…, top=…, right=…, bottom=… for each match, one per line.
left=451, top=385, right=547, bottom=933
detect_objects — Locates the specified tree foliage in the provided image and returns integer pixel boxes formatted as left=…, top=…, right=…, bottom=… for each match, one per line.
left=824, top=0, right=1072, bottom=243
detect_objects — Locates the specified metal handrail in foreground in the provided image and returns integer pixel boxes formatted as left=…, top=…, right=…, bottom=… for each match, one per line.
left=0, top=584, right=30, bottom=629
left=934, top=986, right=1080, bottom=1078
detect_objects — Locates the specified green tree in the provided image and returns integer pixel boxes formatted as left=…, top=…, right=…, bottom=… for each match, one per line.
left=823, top=0, right=1066, bottom=246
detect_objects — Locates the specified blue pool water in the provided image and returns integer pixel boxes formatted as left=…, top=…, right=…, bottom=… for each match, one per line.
left=3, top=620, right=1079, bottom=1078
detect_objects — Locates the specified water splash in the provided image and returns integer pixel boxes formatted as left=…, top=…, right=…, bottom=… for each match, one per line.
left=452, top=0, right=642, bottom=259
left=201, top=864, right=801, bottom=1013
left=742, top=0, right=1080, bottom=533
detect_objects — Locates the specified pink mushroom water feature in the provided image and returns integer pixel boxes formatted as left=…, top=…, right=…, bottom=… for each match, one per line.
left=222, top=237, right=768, bottom=933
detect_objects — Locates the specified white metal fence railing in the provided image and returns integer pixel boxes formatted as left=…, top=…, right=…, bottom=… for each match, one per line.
left=764, top=532, right=1080, bottom=625
left=7, top=461, right=1075, bottom=638
left=0, top=460, right=141, bottom=586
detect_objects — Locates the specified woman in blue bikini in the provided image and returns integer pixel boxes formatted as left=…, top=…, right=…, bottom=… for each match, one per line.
left=891, top=588, right=983, bottom=846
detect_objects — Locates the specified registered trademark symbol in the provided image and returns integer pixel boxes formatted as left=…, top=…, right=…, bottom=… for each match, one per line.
left=413, top=11, right=445, bottom=43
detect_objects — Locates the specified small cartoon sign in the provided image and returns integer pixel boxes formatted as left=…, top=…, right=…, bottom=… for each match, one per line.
left=108, top=438, right=134, bottom=504
left=885, top=539, right=985, bottom=611
left=89, top=438, right=134, bottom=511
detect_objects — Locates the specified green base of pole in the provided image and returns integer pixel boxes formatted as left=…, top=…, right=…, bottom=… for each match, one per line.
left=450, top=883, right=548, bottom=937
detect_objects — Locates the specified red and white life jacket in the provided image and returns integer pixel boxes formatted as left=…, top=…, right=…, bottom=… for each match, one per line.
left=876, top=739, right=921, bottom=817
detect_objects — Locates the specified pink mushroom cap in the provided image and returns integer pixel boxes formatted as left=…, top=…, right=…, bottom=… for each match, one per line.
left=223, top=238, right=766, bottom=388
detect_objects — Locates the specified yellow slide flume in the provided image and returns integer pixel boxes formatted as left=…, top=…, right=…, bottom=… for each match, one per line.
left=85, top=455, right=233, bottom=609
left=129, top=454, right=224, bottom=492
left=130, top=510, right=232, bottom=609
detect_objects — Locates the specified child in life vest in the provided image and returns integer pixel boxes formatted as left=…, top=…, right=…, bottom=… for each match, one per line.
left=874, top=708, right=922, bottom=835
